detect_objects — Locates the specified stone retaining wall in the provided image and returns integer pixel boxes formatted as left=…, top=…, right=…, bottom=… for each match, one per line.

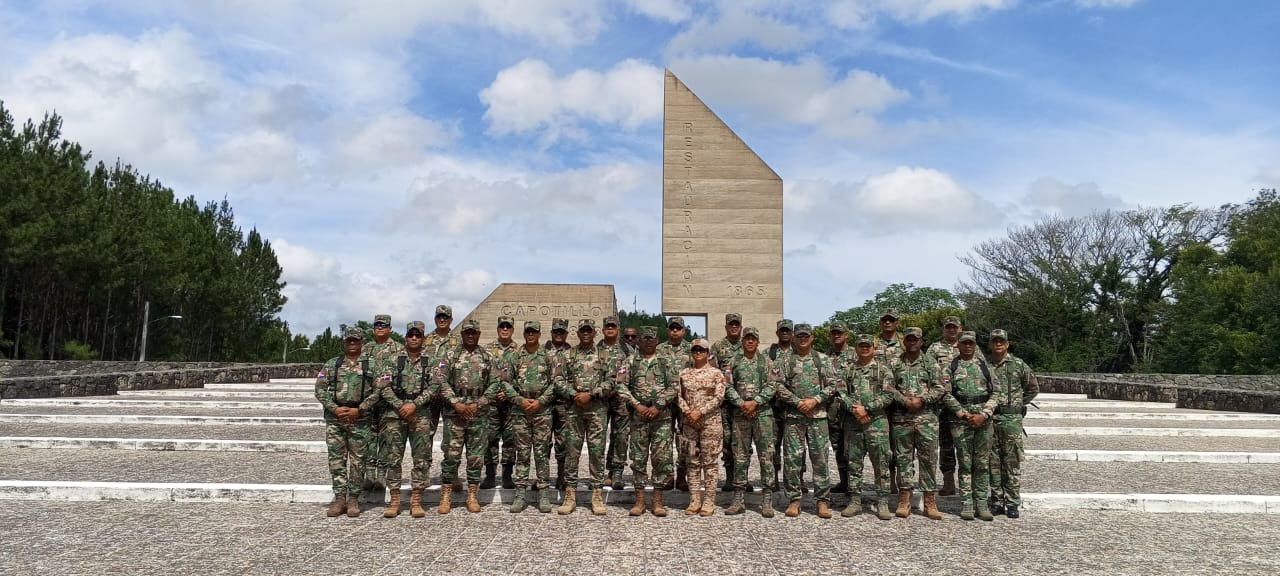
left=0, top=364, right=322, bottom=399
left=0, top=361, right=241, bottom=379
left=1048, top=372, right=1280, bottom=392
left=1040, top=374, right=1280, bottom=414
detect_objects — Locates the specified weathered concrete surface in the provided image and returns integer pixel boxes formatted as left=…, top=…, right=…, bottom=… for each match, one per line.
left=0, top=360, right=239, bottom=378
left=458, top=283, right=617, bottom=334
left=0, top=364, right=321, bottom=399
left=662, top=70, right=782, bottom=344
left=1051, top=372, right=1280, bottom=392
left=1040, top=374, right=1280, bottom=414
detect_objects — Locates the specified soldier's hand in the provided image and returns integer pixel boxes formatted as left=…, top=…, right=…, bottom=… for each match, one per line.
left=970, top=412, right=987, bottom=427
left=797, top=398, right=818, bottom=416
left=742, top=400, right=757, bottom=418
left=852, top=404, right=868, bottom=419
left=527, top=399, right=543, bottom=413
left=574, top=392, right=592, bottom=408
left=496, top=391, right=507, bottom=403
left=687, top=409, right=702, bottom=425
left=907, top=396, right=923, bottom=412
left=398, top=404, right=416, bottom=420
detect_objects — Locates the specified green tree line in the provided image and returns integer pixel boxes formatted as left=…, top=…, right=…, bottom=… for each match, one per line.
left=0, top=103, right=288, bottom=361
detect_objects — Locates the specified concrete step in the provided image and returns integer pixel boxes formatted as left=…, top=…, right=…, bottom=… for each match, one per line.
left=0, top=398, right=316, bottom=410
left=1027, top=434, right=1280, bottom=453
left=0, top=423, right=323, bottom=441
left=1025, top=450, right=1280, bottom=463
left=205, top=383, right=313, bottom=391
left=120, top=390, right=312, bottom=399
left=1025, top=412, right=1280, bottom=422
left=0, top=414, right=320, bottom=425
left=268, top=378, right=317, bottom=384
left=1027, top=426, right=1280, bottom=437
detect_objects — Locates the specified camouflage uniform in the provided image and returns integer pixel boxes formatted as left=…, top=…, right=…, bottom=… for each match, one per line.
left=890, top=349, right=946, bottom=492
left=502, top=331, right=561, bottom=492
left=711, top=320, right=744, bottom=487
left=874, top=332, right=904, bottom=369
left=362, top=317, right=405, bottom=488
left=941, top=332, right=1007, bottom=517
left=617, top=336, right=679, bottom=488
left=658, top=321, right=692, bottom=481
left=380, top=348, right=438, bottom=491
left=826, top=331, right=857, bottom=491
left=434, top=337, right=505, bottom=486
left=927, top=335, right=984, bottom=482
left=484, top=330, right=519, bottom=472
left=559, top=325, right=614, bottom=489
left=544, top=321, right=574, bottom=487
left=422, top=306, right=460, bottom=469
left=725, top=346, right=778, bottom=492
left=767, top=320, right=795, bottom=483
left=596, top=328, right=633, bottom=483
left=988, top=335, right=1039, bottom=510
left=678, top=362, right=727, bottom=497
left=837, top=345, right=895, bottom=506
left=316, top=348, right=382, bottom=498
left=775, top=340, right=840, bottom=504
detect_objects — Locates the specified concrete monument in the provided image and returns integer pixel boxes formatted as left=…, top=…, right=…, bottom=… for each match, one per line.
left=459, top=283, right=618, bottom=334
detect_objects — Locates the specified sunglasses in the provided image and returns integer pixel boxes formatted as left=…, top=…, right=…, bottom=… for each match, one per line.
left=623, top=334, right=638, bottom=339
left=691, top=347, right=708, bottom=353
left=373, top=322, right=390, bottom=328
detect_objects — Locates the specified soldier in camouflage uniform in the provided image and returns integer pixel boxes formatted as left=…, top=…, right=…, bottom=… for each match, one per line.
left=837, top=334, right=895, bottom=520
left=890, top=327, right=945, bottom=520
left=482, top=315, right=519, bottom=490
left=422, top=305, right=459, bottom=485
left=596, top=315, right=632, bottom=490
left=723, top=327, right=778, bottom=517
left=825, top=321, right=856, bottom=494
left=316, top=327, right=384, bottom=518
left=618, top=326, right=679, bottom=516
left=768, top=319, right=795, bottom=490
left=987, top=329, right=1039, bottom=519
left=927, top=315, right=981, bottom=496
left=776, top=323, right=840, bottom=518
left=545, top=318, right=574, bottom=490
left=362, top=314, right=405, bottom=497
left=941, top=331, right=1006, bottom=521
left=679, top=338, right=727, bottom=516
left=433, top=319, right=505, bottom=514
left=557, top=319, right=614, bottom=515
left=502, top=321, right=562, bottom=513
left=711, top=313, right=743, bottom=491
left=659, top=316, right=692, bottom=491
left=378, top=321, right=437, bottom=518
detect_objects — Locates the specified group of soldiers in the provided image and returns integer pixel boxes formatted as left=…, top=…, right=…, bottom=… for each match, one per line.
left=315, top=305, right=1039, bottom=521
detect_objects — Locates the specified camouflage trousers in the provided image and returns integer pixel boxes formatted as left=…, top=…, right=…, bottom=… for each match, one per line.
left=828, top=401, right=847, bottom=478
left=674, top=410, right=688, bottom=472
left=440, top=410, right=491, bottom=485
left=552, top=404, right=569, bottom=480
left=563, top=400, right=608, bottom=489
left=381, top=410, right=437, bottom=490
left=325, top=419, right=373, bottom=496
left=364, top=406, right=388, bottom=485
left=721, top=406, right=735, bottom=480
left=731, top=410, right=776, bottom=491
left=783, top=416, right=832, bottom=502
left=606, top=395, right=631, bottom=475
left=629, top=407, right=674, bottom=488
left=845, top=414, right=893, bottom=498
left=509, top=404, right=554, bottom=490
left=939, top=410, right=957, bottom=476
left=989, top=414, right=1025, bottom=506
left=950, top=418, right=993, bottom=509
left=484, top=401, right=515, bottom=467
left=772, top=400, right=787, bottom=478
left=682, top=413, right=723, bottom=494
left=892, top=413, right=940, bottom=492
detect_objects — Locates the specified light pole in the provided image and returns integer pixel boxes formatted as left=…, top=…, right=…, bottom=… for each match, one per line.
left=139, top=301, right=182, bottom=362
left=284, top=345, right=310, bottom=364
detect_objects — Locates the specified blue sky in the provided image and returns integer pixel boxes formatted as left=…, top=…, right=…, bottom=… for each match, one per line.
left=2, top=0, right=1277, bottom=336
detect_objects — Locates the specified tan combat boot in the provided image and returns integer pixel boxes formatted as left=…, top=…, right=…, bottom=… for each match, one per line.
left=409, top=488, right=426, bottom=518
left=466, top=484, right=482, bottom=513
left=437, top=484, right=453, bottom=514
left=784, top=500, right=801, bottom=517
left=326, top=495, right=346, bottom=517
left=699, top=489, right=716, bottom=517
left=685, top=490, right=703, bottom=515
left=557, top=490, right=577, bottom=515
left=896, top=490, right=912, bottom=518
left=816, top=500, right=832, bottom=519
left=923, top=492, right=942, bottom=520
left=652, top=490, right=668, bottom=517
left=346, top=493, right=361, bottom=517
left=629, top=490, right=647, bottom=516
left=384, top=489, right=402, bottom=518
left=591, top=489, right=607, bottom=515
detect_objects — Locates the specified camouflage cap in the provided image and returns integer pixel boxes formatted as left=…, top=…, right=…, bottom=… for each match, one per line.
left=725, top=313, right=742, bottom=324
left=342, top=326, right=364, bottom=341
left=776, top=319, right=794, bottom=332
left=958, top=330, right=977, bottom=343
left=829, top=320, right=848, bottom=333
left=551, top=318, right=569, bottom=332
left=373, top=314, right=391, bottom=325
left=990, top=329, right=1009, bottom=341
left=524, top=320, right=541, bottom=332
left=602, top=315, right=619, bottom=327
left=497, top=315, right=515, bottom=328
left=880, top=308, right=900, bottom=320
left=578, top=318, right=596, bottom=331
left=405, top=321, right=427, bottom=334
left=640, top=326, right=659, bottom=339
left=794, top=323, right=814, bottom=336
left=903, top=327, right=923, bottom=339
left=667, top=316, right=686, bottom=329
left=855, top=334, right=874, bottom=346
left=434, top=305, right=453, bottom=318
left=743, top=327, right=760, bottom=339
left=690, top=338, right=711, bottom=350
left=942, top=315, right=962, bottom=327
left=459, top=319, right=480, bottom=333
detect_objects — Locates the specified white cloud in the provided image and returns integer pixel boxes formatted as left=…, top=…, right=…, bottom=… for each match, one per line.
left=625, top=0, right=692, bottom=22
left=1073, top=0, right=1144, bottom=8
left=480, top=58, right=664, bottom=141
left=336, top=109, right=458, bottom=170
left=666, top=10, right=813, bottom=54
left=1022, top=177, right=1127, bottom=218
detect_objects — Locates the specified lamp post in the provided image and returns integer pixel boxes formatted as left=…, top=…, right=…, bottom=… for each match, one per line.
left=139, top=301, right=182, bottom=362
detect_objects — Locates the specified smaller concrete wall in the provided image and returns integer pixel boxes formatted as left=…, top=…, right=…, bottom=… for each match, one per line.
left=0, top=364, right=321, bottom=399
left=1040, top=374, right=1280, bottom=414
left=0, top=361, right=240, bottom=378
left=1049, top=372, right=1280, bottom=393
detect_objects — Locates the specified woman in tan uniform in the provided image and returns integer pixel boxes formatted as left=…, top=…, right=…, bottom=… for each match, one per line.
left=678, top=338, right=727, bottom=516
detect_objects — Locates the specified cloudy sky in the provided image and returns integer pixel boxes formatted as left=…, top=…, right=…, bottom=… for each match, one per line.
left=2, top=0, right=1277, bottom=336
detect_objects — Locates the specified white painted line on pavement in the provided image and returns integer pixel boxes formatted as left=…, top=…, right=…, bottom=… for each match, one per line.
left=1026, top=450, right=1280, bottom=464
left=268, top=378, right=316, bottom=384
left=1026, top=412, right=1280, bottom=422
left=0, top=436, right=324, bottom=452
left=1035, top=394, right=1089, bottom=400
left=1032, top=401, right=1178, bottom=409
left=1027, top=427, right=1280, bottom=438
left=0, top=398, right=315, bottom=409
left=0, top=414, right=319, bottom=425
left=119, top=390, right=311, bottom=398
left=205, top=383, right=312, bottom=391
left=1023, top=493, right=1280, bottom=514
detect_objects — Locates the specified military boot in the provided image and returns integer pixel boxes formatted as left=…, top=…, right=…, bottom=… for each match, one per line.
left=346, top=493, right=361, bottom=517
left=876, top=497, right=893, bottom=520
left=326, top=495, right=346, bottom=517
left=652, top=490, right=668, bottom=517
left=699, top=489, right=716, bottom=517
left=611, top=470, right=625, bottom=491
left=685, top=490, right=703, bottom=515
left=675, top=466, right=689, bottom=492
left=977, top=499, right=995, bottom=522
left=410, top=488, right=426, bottom=518
left=841, top=497, right=862, bottom=517
left=784, top=500, right=801, bottom=517
left=480, top=464, right=497, bottom=489
left=501, top=464, right=516, bottom=489
left=923, top=492, right=942, bottom=520
left=960, top=500, right=975, bottom=521
left=760, top=493, right=775, bottom=518
left=816, top=500, right=832, bottom=519
left=557, top=490, right=577, bottom=515
left=437, top=484, right=453, bottom=514
left=629, top=490, right=647, bottom=516
left=831, top=468, right=849, bottom=493
left=989, top=498, right=1006, bottom=517
left=591, top=489, right=607, bottom=515
left=538, top=488, right=554, bottom=513
left=1006, top=505, right=1020, bottom=519
left=896, top=489, right=912, bottom=518
left=724, top=490, right=746, bottom=515
left=466, top=484, right=482, bottom=513
left=383, top=489, right=402, bottom=518
left=940, top=472, right=957, bottom=496
left=509, top=489, right=528, bottom=513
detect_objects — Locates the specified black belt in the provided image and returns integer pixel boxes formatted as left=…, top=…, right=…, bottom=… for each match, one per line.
left=995, top=405, right=1026, bottom=415
left=336, top=400, right=361, bottom=409
left=953, top=393, right=990, bottom=405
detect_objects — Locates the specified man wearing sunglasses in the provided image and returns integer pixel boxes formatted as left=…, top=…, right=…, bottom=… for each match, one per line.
left=379, top=321, right=437, bottom=518
left=711, top=313, right=744, bottom=492
left=363, top=314, right=404, bottom=499
left=545, top=319, right=573, bottom=491
left=658, top=316, right=693, bottom=491
left=482, top=316, right=520, bottom=490
left=557, top=319, right=613, bottom=515
left=597, top=315, right=632, bottom=491
left=776, top=323, right=841, bottom=518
